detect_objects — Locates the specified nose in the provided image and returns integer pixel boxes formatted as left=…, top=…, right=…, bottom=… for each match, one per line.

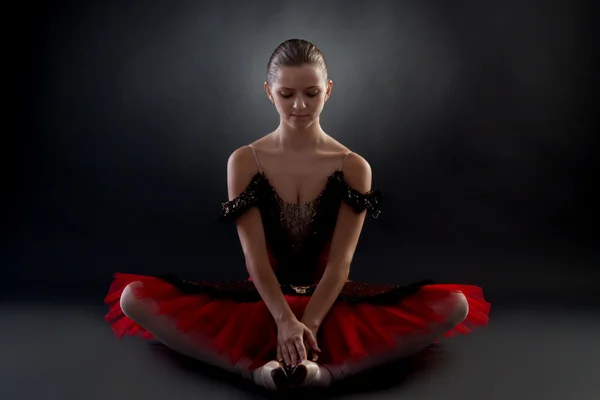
left=293, top=96, right=307, bottom=110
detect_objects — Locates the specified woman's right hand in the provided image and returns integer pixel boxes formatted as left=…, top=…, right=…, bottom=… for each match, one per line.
left=276, top=318, right=321, bottom=368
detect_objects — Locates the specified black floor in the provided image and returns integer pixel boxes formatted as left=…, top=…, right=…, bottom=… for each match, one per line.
left=1, top=247, right=598, bottom=399
left=1, top=298, right=599, bottom=399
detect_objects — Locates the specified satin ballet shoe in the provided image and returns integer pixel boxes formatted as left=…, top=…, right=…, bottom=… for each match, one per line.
left=271, top=364, right=290, bottom=390
left=290, top=360, right=331, bottom=388
left=254, top=360, right=290, bottom=391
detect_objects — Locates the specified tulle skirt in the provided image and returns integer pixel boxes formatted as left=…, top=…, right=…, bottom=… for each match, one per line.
left=104, top=273, right=490, bottom=373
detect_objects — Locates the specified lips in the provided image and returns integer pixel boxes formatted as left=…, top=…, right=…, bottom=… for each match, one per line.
left=291, top=114, right=309, bottom=117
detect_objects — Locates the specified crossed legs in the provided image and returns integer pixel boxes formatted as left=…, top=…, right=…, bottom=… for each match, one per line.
left=119, top=282, right=469, bottom=389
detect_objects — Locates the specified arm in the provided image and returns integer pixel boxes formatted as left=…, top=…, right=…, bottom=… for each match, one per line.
left=301, top=153, right=373, bottom=331
left=227, top=147, right=296, bottom=324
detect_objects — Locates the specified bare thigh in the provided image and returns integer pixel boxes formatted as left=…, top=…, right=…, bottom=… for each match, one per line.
left=119, top=281, right=251, bottom=378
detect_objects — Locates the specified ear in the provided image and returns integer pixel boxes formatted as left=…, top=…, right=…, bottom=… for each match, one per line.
left=264, top=82, right=274, bottom=103
left=325, top=80, right=333, bottom=102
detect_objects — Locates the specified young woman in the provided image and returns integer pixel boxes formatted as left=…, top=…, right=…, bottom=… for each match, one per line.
left=104, top=38, right=491, bottom=391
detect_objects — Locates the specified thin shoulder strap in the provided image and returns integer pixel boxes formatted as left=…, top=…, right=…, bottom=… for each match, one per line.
left=338, top=151, right=352, bottom=171
left=247, top=144, right=263, bottom=173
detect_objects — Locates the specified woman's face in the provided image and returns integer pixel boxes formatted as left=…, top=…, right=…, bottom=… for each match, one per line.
left=265, top=65, right=332, bottom=129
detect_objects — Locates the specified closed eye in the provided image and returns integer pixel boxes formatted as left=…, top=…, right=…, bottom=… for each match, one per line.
left=281, top=92, right=319, bottom=98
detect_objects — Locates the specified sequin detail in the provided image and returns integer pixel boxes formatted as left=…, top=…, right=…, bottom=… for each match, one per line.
left=342, top=186, right=383, bottom=218
left=219, top=170, right=383, bottom=222
left=277, top=198, right=318, bottom=254
left=219, top=174, right=262, bottom=222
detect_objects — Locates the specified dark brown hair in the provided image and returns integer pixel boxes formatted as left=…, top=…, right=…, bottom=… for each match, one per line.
left=266, top=39, right=328, bottom=85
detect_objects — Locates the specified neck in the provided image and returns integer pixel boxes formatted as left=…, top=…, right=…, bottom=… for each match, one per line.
left=273, top=118, right=326, bottom=151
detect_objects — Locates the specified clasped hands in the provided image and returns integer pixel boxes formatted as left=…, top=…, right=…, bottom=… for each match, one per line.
left=276, top=317, right=321, bottom=368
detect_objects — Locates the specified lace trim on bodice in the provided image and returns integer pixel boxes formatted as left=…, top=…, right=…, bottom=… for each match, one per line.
left=219, top=170, right=382, bottom=223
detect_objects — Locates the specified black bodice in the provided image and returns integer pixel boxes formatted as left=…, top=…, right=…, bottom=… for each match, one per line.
left=219, top=170, right=382, bottom=285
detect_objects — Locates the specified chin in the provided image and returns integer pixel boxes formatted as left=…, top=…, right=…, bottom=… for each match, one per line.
left=287, top=116, right=314, bottom=127
left=290, top=121, right=313, bottom=129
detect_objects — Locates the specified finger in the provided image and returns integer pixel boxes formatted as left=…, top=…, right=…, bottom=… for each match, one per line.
left=286, top=342, right=298, bottom=366
left=294, top=337, right=307, bottom=361
left=305, top=339, right=318, bottom=361
left=276, top=344, right=283, bottom=363
left=304, top=329, right=321, bottom=353
left=281, top=344, right=292, bottom=367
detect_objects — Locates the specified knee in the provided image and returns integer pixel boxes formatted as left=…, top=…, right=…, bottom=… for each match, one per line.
left=430, top=291, right=469, bottom=330
left=120, top=281, right=144, bottom=319
left=444, top=291, right=469, bottom=328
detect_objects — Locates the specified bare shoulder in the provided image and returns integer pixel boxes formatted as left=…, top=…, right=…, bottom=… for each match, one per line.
left=342, top=152, right=372, bottom=193
left=226, top=145, right=260, bottom=198
left=322, top=135, right=372, bottom=192
left=227, top=145, right=258, bottom=175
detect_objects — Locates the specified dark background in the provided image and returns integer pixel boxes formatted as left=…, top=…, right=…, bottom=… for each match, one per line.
left=3, top=0, right=598, bottom=306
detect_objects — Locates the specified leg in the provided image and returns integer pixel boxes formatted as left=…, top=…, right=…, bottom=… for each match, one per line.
left=120, top=281, right=247, bottom=375
left=120, top=282, right=289, bottom=390
left=322, top=290, right=469, bottom=383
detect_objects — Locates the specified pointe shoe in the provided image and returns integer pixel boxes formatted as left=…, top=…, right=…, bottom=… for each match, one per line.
left=290, top=360, right=330, bottom=388
left=254, top=360, right=289, bottom=391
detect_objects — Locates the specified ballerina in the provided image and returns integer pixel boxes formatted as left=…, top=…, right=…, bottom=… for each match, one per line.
left=104, top=38, right=491, bottom=391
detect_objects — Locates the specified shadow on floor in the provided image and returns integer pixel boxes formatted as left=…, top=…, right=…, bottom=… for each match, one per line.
left=146, top=341, right=448, bottom=398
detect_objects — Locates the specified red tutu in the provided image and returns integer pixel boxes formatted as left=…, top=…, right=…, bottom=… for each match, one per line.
left=104, top=272, right=490, bottom=371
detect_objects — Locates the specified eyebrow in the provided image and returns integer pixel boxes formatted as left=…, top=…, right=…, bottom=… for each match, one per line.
left=279, top=86, right=320, bottom=90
